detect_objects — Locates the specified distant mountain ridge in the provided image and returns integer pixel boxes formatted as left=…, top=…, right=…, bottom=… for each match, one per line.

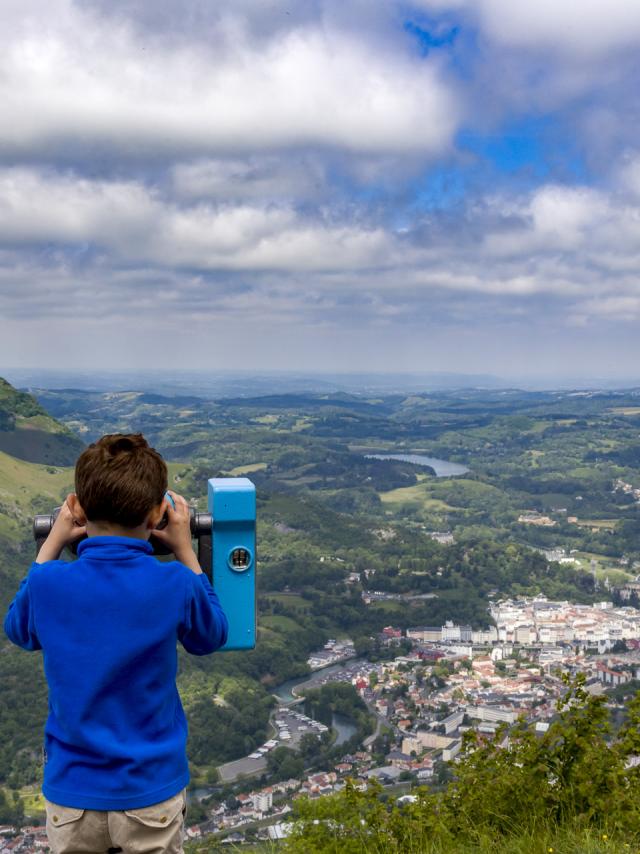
left=0, top=377, right=84, bottom=465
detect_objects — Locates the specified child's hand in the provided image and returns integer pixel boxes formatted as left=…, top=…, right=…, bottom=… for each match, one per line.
left=152, top=491, right=202, bottom=574
left=36, top=495, right=87, bottom=563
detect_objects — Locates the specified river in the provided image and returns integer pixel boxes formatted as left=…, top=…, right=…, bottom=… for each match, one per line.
left=366, top=452, right=469, bottom=477
left=332, top=712, right=357, bottom=746
left=192, top=661, right=370, bottom=797
left=273, top=658, right=367, bottom=703
left=273, top=658, right=371, bottom=745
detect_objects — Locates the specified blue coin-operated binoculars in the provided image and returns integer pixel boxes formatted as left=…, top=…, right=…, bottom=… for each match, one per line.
left=205, top=477, right=256, bottom=651
left=32, top=477, right=256, bottom=652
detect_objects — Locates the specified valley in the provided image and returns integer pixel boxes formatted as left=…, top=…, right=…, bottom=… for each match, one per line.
left=2, top=378, right=640, bottom=835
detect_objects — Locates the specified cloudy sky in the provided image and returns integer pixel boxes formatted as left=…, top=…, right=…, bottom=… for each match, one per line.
left=1, top=0, right=640, bottom=382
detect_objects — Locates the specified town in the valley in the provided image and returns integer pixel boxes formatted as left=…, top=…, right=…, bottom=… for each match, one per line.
left=6, top=589, right=640, bottom=852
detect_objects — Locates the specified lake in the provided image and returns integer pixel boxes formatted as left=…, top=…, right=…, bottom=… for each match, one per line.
left=366, top=452, right=469, bottom=477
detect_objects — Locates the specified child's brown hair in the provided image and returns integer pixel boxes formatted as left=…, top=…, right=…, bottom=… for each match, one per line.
left=75, top=434, right=167, bottom=527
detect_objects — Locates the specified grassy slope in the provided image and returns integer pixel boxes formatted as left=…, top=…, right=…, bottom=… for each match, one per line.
left=0, top=380, right=83, bottom=793
left=0, top=377, right=84, bottom=465
left=0, top=450, right=74, bottom=544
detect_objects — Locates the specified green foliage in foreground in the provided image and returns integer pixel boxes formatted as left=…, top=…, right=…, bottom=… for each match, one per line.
left=281, top=675, right=640, bottom=853
left=186, top=830, right=637, bottom=854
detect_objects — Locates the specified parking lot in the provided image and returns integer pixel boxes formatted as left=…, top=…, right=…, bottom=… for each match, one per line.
left=217, top=706, right=328, bottom=783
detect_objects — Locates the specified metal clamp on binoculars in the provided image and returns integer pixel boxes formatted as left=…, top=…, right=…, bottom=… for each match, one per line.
left=33, top=478, right=256, bottom=652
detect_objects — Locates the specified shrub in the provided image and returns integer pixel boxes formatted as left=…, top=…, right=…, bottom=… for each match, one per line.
left=283, top=674, right=640, bottom=853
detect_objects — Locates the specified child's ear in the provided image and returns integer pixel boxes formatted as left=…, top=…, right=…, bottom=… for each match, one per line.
left=146, top=502, right=166, bottom=530
left=67, top=493, right=87, bottom=525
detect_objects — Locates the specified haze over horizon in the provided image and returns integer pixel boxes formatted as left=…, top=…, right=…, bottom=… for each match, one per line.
left=4, top=367, right=640, bottom=399
left=1, top=1, right=640, bottom=378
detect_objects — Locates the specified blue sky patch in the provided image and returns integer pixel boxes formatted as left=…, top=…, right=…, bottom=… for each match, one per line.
left=404, top=20, right=460, bottom=55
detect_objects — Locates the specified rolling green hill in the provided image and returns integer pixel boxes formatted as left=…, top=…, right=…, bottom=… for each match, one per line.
left=0, top=380, right=81, bottom=791
left=0, top=378, right=84, bottom=465
left=0, top=451, right=74, bottom=547
left=0, top=376, right=80, bottom=608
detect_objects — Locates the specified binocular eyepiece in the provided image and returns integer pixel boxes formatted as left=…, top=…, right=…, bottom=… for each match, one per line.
left=33, top=507, right=213, bottom=557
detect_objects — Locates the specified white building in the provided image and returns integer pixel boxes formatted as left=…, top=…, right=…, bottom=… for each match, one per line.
left=442, top=740, right=462, bottom=762
left=472, top=626, right=498, bottom=644
left=252, top=792, right=273, bottom=814
left=467, top=705, right=516, bottom=724
left=440, top=709, right=464, bottom=735
left=442, top=621, right=461, bottom=642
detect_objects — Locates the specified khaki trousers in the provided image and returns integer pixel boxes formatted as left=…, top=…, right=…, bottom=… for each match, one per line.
left=45, top=789, right=187, bottom=854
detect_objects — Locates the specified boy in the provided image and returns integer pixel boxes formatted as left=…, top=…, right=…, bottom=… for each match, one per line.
left=4, top=434, right=228, bottom=854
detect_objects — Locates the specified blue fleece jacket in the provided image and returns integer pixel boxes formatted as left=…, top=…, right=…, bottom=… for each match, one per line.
left=3, top=536, right=228, bottom=810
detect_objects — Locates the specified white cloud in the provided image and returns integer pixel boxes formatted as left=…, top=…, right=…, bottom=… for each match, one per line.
left=0, top=0, right=459, bottom=158
left=0, top=168, right=393, bottom=272
left=478, top=0, right=640, bottom=57
left=4, top=165, right=640, bottom=379
left=529, top=187, right=605, bottom=239
left=2, top=167, right=640, bottom=314
left=410, top=0, right=640, bottom=56
left=2, top=1, right=640, bottom=375
left=580, top=295, right=640, bottom=321
left=615, top=152, right=640, bottom=199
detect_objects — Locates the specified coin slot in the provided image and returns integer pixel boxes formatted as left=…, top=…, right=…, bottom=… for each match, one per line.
left=228, top=546, right=252, bottom=572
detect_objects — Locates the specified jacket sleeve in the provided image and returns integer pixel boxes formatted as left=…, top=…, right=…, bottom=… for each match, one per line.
left=178, top=572, right=229, bottom=655
left=3, top=570, right=42, bottom=651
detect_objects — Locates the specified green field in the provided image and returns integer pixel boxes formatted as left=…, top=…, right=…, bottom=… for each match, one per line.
left=227, top=462, right=268, bottom=476
left=379, top=476, right=454, bottom=512
left=574, top=518, right=618, bottom=531
left=291, top=417, right=312, bottom=432
left=0, top=451, right=74, bottom=542
left=571, top=551, right=635, bottom=584
left=18, top=785, right=45, bottom=818
left=260, top=614, right=303, bottom=632
left=264, top=593, right=310, bottom=612
left=610, top=406, right=640, bottom=416
left=369, top=600, right=406, bottom=614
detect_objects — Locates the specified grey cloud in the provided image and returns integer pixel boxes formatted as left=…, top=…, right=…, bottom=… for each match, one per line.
left=79, top=0, right=321, bottom=46
left=171, top=156, right=328, bottom=203
left=2, top=167, right=640, bottom=329
left=0, top=168, right=397, bottom=273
